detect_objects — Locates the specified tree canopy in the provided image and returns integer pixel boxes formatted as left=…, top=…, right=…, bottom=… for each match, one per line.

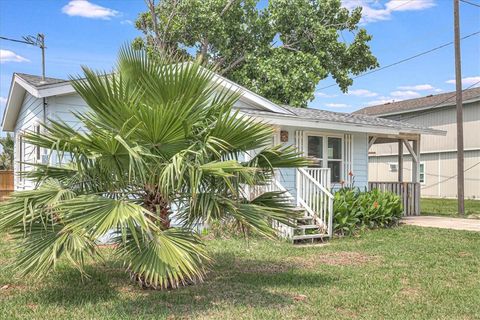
left=0, top=133, right=14, bottom=170
left=134, top=0, right=378, bottom=107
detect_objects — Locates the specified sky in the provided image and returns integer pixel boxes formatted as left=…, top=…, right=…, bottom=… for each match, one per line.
left=0, top=0, right=479, bottom=135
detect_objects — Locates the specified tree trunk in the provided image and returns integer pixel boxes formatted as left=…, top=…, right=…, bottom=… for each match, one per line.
left=143, top=186, right=171, bottom=229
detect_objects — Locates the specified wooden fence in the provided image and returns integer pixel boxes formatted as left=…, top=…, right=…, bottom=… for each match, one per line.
left=0, top=171, right=14, bottom=201
left=368, top=181, right=420, bottom=216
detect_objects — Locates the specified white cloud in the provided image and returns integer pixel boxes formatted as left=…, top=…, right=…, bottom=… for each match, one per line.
left=325, top=103, right=350, bottom=108
left=366, top=97, right=394, bottom=106
left=445, top=76, right=480, bottom=87
left=347, top=89, right=378, bottom=97
left=0, top=97, right=7, bottom=106
left=390, top=90, right=422, bottom=99
left=0, top=49, right=30, bottom=63
left=342, top=0, right=436, bottom=23
left=121, top=19, right=133, bottom=25
left=315, top=92, right=338, bottom=98
left=397, top=84, right=435, bottom=91
left=62, top=0, right=119, bottom=20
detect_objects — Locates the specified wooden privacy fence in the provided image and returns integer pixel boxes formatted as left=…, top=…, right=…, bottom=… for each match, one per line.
left=368, top=181, right=420, bottom=216
left=0, top=171, right=14, bottom=201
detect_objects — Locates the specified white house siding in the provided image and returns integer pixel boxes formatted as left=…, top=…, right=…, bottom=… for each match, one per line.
left=14, top=93, right=45, bottom=190
left=369, top=150, right=480, bottom=199
left=47, top=94, right=89, bottom=131
left=368, top=100, right=480, bottom=199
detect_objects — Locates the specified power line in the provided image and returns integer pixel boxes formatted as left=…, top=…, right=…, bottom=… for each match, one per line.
left=316, top=30, right=480, bottom=92
left=460, top=0, right=480, bottom=8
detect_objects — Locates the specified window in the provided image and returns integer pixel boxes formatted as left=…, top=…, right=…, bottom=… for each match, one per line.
left=389, top=163, right=398, bottom=172
left=327, top=137, right=342, bottom=183
left=18, top=134, right=24, bottom=185
left=419, top=163, right=425, bottom=184
left=307, top=136, right=323, bottom=167
left=35, top=125, right=41, bottom=161
left=307, top=134, right=343, bottom=183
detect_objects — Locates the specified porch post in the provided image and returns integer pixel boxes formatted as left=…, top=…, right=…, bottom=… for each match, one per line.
left=398, top=139, right=403, bottom=182
left=412, top=137, right=421, bottom=215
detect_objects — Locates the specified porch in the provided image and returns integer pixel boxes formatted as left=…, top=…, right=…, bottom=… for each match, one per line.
left=367, top=134, right=422, bottom=216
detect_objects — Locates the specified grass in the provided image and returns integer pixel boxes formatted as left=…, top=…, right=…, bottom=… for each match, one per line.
left=421, top=197, right=480, bottom=217
left=1, top=226, right=480, bottom=319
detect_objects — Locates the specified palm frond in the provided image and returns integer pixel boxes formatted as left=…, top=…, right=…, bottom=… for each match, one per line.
left=117, top=228, right=209, bottom=289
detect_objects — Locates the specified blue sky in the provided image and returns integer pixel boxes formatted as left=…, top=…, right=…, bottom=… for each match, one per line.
left=0, top=0, right=479, bottom=129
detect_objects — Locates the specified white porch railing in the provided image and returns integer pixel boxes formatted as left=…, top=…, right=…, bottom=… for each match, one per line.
left=296, top=168, right=334, bottom=237
left=249, top=178, right=296, bottom=239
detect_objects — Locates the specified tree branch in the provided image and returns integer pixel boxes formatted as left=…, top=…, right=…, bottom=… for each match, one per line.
left=221, top=0, right=237, bottom=16
left=219, top=55, right=246, bottom=75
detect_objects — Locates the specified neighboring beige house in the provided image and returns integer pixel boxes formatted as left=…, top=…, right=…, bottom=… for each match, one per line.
left=355, top=87, right=480, bottom=199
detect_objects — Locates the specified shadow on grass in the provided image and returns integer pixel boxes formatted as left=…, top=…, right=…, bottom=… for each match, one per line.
left=34, top=251, right=336, bottom=317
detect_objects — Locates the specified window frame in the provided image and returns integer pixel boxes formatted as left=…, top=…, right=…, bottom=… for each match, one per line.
left=304, top=132, right=344, bottom=183
left=419, top=162, right=426, bottom=184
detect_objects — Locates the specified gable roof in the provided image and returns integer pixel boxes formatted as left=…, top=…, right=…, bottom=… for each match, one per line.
left=354, top=87, right=480, bottom=117
left=16, top=73, right=69, bottom=87
left=1, top=71, right=294, bottom=131
left=1, top=72, right=444, bottom=136
left=242, top=105, right=445, bottom=136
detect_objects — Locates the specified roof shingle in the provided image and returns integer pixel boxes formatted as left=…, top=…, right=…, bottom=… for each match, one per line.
left=354, top=87, right=480, bottom=116
left=15, top=73, right=68, bottom=87
left=243, top=105, right=444, bottom=135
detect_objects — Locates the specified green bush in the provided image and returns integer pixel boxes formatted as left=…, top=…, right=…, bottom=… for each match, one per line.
left=333, top=188, right=402, bottom=235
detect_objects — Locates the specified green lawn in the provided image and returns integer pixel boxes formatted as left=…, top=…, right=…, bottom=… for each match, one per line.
left=1, top=227, right=479, bottom=319
left=421, top=197, right=480, bottom=217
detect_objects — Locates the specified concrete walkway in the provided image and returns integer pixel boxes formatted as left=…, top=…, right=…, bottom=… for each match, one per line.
left=402, top=216, right=480, bottom=232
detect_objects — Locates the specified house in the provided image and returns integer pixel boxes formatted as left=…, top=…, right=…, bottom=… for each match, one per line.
left=355, top=87, right=480, bottom=200
left=1, top=72, right=444, bottom=240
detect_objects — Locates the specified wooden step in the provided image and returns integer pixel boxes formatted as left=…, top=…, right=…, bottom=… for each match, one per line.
left=296, top=216, right=313, bottom=221
left=296, top=224, right=319, bottom=229
left=292, top=233, right=327, bottom=241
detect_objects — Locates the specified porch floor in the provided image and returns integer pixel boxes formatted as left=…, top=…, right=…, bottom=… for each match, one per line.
left=402, top=216, right=480, bottom=232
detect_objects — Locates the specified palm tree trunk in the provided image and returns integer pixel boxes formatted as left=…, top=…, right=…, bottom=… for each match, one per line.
left=143, top=186, right=171, bottom=229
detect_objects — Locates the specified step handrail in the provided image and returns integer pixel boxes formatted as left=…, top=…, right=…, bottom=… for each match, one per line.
left=298, top=168, right=334, bottom=199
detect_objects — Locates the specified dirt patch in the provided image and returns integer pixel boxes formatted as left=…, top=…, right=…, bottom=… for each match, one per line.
left=291, top=251, right=381, bottom=268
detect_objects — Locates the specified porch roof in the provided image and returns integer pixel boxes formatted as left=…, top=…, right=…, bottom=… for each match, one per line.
left=242, top=105, right=445, bottom=136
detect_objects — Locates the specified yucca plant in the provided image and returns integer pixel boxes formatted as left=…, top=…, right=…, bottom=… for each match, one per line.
left=0, top=47, right=308, bottom=289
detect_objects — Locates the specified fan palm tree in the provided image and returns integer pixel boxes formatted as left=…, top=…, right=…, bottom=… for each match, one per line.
left=0, top=47, right=308, bottom=289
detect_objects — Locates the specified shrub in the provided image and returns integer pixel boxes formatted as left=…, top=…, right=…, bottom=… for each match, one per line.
left=333, top=188, right=402, bottom=235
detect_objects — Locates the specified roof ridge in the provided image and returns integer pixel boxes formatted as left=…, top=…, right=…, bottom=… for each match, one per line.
left=354, top=86, right=480, bottom=116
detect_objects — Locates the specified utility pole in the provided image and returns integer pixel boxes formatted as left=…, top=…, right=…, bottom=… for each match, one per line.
left=38, top=34, right=46, bottom=81
left=453, top=0, right=465, bottom=215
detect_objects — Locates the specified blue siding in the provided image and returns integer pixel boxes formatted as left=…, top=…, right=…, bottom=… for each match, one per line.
left=352, top=132, right=369, bottom=190
left=275, top=127, right=369, bottom=196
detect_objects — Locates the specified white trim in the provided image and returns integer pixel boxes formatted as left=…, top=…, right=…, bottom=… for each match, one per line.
left=303, top=132, right=344, bottom=183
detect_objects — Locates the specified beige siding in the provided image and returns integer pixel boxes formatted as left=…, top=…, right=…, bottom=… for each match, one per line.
left=369, top=150, right=480, bottom=199
left=371, top=101, right=480, bottom=156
